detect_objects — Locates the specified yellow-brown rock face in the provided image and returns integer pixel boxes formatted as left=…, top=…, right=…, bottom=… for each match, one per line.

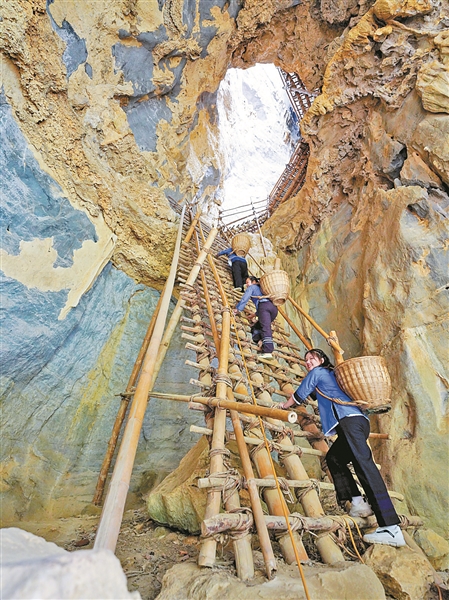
left=1, top=0, right=447, bottom=544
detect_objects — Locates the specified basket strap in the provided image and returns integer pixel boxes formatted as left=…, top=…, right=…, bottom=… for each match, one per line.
left=316, top=386, right=369, bottom=407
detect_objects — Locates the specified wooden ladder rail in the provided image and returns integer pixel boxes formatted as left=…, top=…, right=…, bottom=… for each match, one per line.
left=92, top=208, right=202, bottom=505
left=94, top=214, right=217, bottom=552
left=192, top=228, right=255, bottom=580
left=197, top=239, right=308, bottom=565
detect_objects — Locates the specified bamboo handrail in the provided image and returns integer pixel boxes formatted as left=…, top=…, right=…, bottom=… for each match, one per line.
left=92, top=284, right=165, bottom=505
left=287, top=295, right=344, bottom=355
left=93, top=212, right=213, bottom=552
left=149, top=394, right=297, bottom=424
left=278, top=306, right=312, bottom=351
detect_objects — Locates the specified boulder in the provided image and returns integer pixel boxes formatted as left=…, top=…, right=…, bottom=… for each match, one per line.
left=413, top=529, right=449, bottom=571
left=1, top=528, right=139, bottom=599
left=363, top=544, right=434, bottom=599
left=157, top=560, right=386, bottom=599
left=400, top=152, right=442, bottom=189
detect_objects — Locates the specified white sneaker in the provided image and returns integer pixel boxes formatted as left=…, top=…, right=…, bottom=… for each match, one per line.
left=259, top=353, right=273, bottom=360
left=349, top=499, right=374, bottom=518
left=363, top=525, right=406, bottom=547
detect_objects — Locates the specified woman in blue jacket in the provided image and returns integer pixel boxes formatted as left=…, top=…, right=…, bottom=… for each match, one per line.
left=279, top=348, right=405, bottom=548
left=234, top=276, right=277, bottom=359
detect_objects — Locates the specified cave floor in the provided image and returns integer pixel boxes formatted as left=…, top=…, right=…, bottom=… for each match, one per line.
left=5, top=498, right=350, bottom=599
left=7, top=501, right=445, bottom=600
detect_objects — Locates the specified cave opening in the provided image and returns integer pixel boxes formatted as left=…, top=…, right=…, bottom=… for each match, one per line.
left=216, top=63, right=299, bottom=226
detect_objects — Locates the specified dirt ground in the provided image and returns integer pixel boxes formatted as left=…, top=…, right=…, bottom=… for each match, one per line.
left=7, top=498, right=448, bottom=600
left=5, top=492, right=361, bottom=600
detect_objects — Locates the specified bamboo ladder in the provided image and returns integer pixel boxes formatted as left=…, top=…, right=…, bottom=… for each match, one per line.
left=93, top=210, right=411, bottom=584
left=169, top=218, right=409, bottom=571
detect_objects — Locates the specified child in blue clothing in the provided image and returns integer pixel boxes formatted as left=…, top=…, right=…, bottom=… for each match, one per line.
left=279, top=348, right=405, bottom=548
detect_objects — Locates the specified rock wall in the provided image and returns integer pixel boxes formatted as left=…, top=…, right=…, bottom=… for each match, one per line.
left=1, top=0, right=447, bottom=540
left=263, top=1, right=449, bottom=537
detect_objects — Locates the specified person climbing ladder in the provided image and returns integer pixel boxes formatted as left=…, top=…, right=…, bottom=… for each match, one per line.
left=234, top=276, right=278, bottom=359
left=278, top=348, right=406, bottom=548
left=216, top=246, right=248, bottom=291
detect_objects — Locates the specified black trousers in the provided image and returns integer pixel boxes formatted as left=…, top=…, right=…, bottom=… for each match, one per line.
left=231, top=261, right=248, bottom=289
left=252, top=301, right=278, bottom=352
left=326, top=416, right=399, bottom=527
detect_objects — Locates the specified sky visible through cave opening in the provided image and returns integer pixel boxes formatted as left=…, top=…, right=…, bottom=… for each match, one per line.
left=216, top=63, right=299, bottom=224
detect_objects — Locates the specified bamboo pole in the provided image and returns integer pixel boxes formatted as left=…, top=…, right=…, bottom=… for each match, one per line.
left=287, top=296, right=344, bottom=355
left=92, top=284, right=165, bottom=505
left=196, top=475, right=404, bottom=501
left=198, top=476, right=333, bottom=491
left=278, top=306, right=312, bottom=351
left=190, top=424, right=323, bottom=455
left=182, top=207, right=202, bottom=246
left=150, top=392, right=297, bottom=423
left=194, top=234, right=254, bottom=580
left=230, top=400, right=277, bottom=579
left=93, top=213, right=211, bottom=552
left=198, top=307, right=235, bottom=568
left=201, top=513, right=422, bottom=536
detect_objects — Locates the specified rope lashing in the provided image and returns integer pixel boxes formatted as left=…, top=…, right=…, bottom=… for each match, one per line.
left=209, top=447, right=231, bottom=460
left=326, top=334, right=338, bottom=347
left=201, top=507, right=254, bottom=543
left=206, top=469, right=242, bottom=505
left=243, top=419, right=262, bottom=432
left=276, top=477, right=296, bottom=504
left=228, top=507, right=254, bottom=539
left=214, top=373, right=233, bottom=388
left=249, top=439, right=273, bottom=460
left=273, top=512, right=311, bottom=536
left=294, top=479, right=322, bottom=502
left=277, top=443, right=303, bottom=461
left=208, top=446, right=232, bottom=472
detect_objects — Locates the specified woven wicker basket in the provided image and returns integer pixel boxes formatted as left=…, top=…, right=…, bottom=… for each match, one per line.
left=260, top=269, right=290, bottom=306
left=231, top=234, right=251, bottom=257
left=334, top=356, right=391, bottom=409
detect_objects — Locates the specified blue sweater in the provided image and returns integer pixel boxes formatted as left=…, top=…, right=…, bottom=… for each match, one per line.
left=293, top=367, right=368, bottom=436
left=217, top=248, right=247, bottom=264
left=236, top=284, right=269, bottom=312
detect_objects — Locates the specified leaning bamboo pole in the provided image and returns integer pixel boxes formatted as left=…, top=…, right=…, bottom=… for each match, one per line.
left=93, top=214, right=213, bottom=552
left=277, top=306, right=312, bottom=352
left=287, top=295, right=344, bottom=356
left=229, top=400, right=277, bottom=579
left=92, top=284, right=165, bottom=505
